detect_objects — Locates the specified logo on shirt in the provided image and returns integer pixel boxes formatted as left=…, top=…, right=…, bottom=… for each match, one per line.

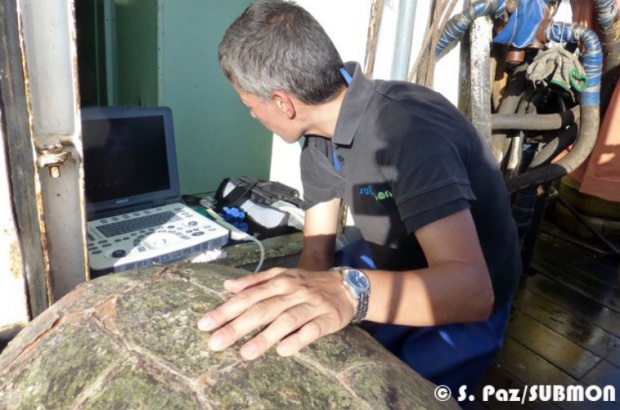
left=359, top=184, right=393, bottom=201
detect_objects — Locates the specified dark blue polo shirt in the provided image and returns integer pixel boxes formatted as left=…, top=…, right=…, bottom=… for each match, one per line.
left=300, top=62, right=521, bottom=310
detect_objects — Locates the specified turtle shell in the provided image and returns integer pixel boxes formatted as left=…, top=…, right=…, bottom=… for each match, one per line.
left=0, top=263, right=457, bottom=409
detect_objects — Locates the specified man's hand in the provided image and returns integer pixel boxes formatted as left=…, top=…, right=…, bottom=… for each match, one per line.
left=197, top=268, right=355, bottom=360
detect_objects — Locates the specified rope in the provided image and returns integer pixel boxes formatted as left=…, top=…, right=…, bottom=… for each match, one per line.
left=408, top=0, right=460, bottom=86
left=364, top=0, right=385, bottom=77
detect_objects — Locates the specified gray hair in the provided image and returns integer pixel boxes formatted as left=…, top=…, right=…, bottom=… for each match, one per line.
left=219, top=0, right=345, bottom=104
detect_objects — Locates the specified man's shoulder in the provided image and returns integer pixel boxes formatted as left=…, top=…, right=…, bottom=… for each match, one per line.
left=366, top=83, right=475, bottom=141
left=373, top=79, right=448, bottom=106
left=363, top=80, right=465, bottom=132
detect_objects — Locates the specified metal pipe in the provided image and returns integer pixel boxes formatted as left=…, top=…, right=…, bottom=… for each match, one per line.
left=491, top=105, right=580, bottom=130
left=468, top=11, right=493, bottom=144
left=491, top=64, right=528, bottom=165
left=527, top=124, right=579, bottom=169
left=20, top=0, right=89, bottom=300
left=391, top=0, right=418, bottom=80
left=591, top=0, right=620, bottom=116
left=506, top=104, right=599, bottom=192
left=504, top=85, right=538, bottom=179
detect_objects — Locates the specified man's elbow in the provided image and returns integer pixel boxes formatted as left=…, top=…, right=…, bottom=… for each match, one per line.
left=475, top=290, right=494, bottom=321
left=473, top=272, right=494, bottom=321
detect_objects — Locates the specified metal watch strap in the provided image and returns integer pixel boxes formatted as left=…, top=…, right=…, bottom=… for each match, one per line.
left=331, top=267, right=370, bottom=324
left=352, top=289, right=369, bottom=324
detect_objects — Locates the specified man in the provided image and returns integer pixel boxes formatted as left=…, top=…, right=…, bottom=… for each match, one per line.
left=197, top=0, right=522, bottom=396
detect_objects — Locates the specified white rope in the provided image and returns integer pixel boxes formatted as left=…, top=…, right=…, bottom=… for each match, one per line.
left=364, top=0, right=385, bottom=77
left=408, top=0, right=459, bottom=85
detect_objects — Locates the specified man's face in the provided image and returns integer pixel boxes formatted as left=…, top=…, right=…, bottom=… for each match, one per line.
left=233, top=84, right=302, bottom=144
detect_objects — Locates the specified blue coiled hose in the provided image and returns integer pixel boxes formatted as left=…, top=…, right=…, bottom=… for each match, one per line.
left=435, top=0, right=498, bottom=57
left=593, top=0, right=619, bottom=30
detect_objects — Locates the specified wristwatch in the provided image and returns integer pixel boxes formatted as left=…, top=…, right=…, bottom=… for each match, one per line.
left=331, top=266, right=370, bottom=324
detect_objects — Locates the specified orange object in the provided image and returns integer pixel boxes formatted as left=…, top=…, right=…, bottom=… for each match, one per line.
left=570, top=0, right=620, bottom=203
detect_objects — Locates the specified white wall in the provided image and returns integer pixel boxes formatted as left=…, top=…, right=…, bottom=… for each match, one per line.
left=270, top=0, right=463, bottom=195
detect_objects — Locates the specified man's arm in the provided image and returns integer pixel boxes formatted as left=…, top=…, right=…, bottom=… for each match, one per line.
left=197, top=208, right=494, bottom=359
left=365, top=208, right=494, bottom=326
left=297, top=198, right=340, bottom=271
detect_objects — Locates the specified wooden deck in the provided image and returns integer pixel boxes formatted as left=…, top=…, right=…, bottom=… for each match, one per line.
left=473, top=221, right=620, bottom=409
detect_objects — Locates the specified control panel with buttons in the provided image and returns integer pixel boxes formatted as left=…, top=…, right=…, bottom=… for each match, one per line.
left=87, top=203, right=229, bottom=275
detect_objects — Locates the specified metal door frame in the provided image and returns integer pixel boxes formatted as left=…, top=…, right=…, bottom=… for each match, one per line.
left=0, top=0, right=87, bottom=341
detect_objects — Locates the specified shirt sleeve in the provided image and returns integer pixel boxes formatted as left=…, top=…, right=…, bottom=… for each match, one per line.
left=299, top=136, right=344, bottom=210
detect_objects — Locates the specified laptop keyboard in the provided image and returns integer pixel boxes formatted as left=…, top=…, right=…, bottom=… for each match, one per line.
left=96, top=211, right=181, bottom=238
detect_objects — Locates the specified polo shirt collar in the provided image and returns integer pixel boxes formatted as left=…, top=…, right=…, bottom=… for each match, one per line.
left=332, top=62, right=375, bottom=146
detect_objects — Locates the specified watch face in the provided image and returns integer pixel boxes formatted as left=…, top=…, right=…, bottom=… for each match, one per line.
left=349, top=270, right=369, bottom=290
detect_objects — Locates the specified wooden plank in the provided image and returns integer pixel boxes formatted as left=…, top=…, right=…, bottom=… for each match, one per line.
left=580, top=361, right=620, bottom=409
left=535, top=267, right=620, bottom=314
left=522, top=274, right=620, bottom=337
left=533, top=243, right=620, bottom=294
left=492, top=342, right=589, bottom=410
left=581, top=361, right=620, bottom=392
left=505, top=310, right=601, bottom=379
left=607, top=346, right=620, bottom=368
left=512, top=287, right=620, bottom=358
left=492, top=339, right=617, bottom=410
left=532, top=255, right=619, bottom=292
left=494, top=337, right=577, bottom=387
left=467, top=400, right=489, bottom=410
left=533, top=231, right=620, bottom=290
left=475, top=363, right=559, bottom=410
left=538, top=220, right=618, bottom=257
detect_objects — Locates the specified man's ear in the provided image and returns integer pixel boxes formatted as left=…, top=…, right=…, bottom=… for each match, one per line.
left=272, top=91, right=296, bottom=119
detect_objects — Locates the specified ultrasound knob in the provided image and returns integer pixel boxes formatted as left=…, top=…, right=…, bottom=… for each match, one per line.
left=144, top=234, right=168, bottom=249
left=112, top=249, right=126, bottom=258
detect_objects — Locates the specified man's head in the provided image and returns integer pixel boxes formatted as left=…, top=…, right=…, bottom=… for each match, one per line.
left=219, top=0, right=345, bottom=106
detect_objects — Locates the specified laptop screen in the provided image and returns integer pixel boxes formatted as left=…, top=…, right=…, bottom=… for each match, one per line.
left=82, top=106, right=180, bottom=219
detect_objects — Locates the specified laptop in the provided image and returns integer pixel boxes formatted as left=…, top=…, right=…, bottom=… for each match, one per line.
left=82, top=105, right=228, bottom=275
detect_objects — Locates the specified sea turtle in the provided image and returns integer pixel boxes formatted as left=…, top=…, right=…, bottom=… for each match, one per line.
left=0, top=263, right=457, bottom=409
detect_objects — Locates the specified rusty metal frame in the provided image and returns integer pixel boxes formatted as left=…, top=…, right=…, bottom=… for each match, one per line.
left=19, top=0, right=89, bottom=301
left=0, top=0, right=87, bottom=331
left=0, top=89, right=29, bottom=345
left=0, top=0, right=50, bottom=319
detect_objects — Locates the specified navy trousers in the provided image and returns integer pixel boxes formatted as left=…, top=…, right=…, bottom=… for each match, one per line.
left=335, top=236, right=511, bottom=405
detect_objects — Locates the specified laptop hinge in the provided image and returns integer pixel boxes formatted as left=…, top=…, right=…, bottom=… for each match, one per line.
left=152, top=199, right=167, bottom=207
left=155, top=197, right=180, bottom=207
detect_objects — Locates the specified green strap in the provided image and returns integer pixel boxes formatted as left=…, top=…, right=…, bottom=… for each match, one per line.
left=569, top=67, right=588, bottom=92
left=550, top=79, right=571, bottom=91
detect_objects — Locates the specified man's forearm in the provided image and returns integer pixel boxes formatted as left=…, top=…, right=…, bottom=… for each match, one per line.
left=364, top=262, right=494, bottom=327
left=299, top=198, right=340, bottom=271
left=297, top=240, right=335, bottom=271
